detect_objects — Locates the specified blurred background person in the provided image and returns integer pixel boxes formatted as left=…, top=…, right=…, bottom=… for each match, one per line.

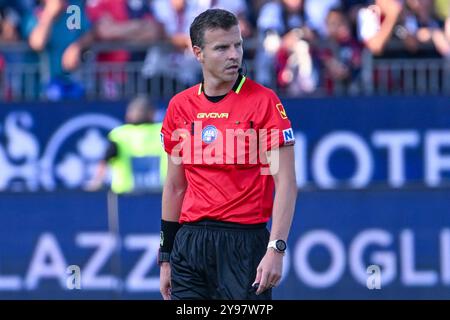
left=23, top=0, right=94, bottom=101
left=142, top=0, right=201, bottom=87
left=256, top=0, right=319, bottom=95
left=404, top=0, right=450, bottom=58
left=318, top=7, right=363, bottom=95
left=87, top=96, right=167, bottom=194
left=304, top=0, right=341, bottom=38
left=0, top=0, right=36, bottom=100
left=143, top=0, right=252, bottom=89
left=357, top=0, right=405, bottom=55
left=86, top=0, right=163, bottom=99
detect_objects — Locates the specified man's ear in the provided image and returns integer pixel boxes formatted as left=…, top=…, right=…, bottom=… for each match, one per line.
left=193, top=45, right=203, bottom=63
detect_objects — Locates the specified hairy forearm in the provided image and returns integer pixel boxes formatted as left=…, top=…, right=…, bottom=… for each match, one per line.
left=162, top=182, right=186, bottom=222
left=96, top=19, right=140, bottom=40
left=269, top=146, right=297, bottom=241
left=97, top=19, right=160, bottom=42
left=270, top=178, right=297, bottom=241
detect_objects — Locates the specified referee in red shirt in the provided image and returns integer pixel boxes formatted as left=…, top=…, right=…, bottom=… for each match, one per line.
left=159, top=9, right=297, bottom=300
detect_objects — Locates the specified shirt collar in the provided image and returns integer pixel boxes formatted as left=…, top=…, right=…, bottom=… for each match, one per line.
left=198, top=73, right=246, bottom=96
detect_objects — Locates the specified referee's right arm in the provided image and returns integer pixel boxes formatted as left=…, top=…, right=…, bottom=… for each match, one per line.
left=160, top=154, right=186, bottom=300
left=162, top=155, right=186, bottom=222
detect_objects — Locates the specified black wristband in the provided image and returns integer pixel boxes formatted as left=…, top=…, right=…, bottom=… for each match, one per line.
left=158, top=249, right=171, bottom=265
left=160, top=219, right=181, bottom=253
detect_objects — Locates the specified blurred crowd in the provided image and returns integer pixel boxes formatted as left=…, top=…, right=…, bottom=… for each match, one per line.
left=1, top=0, right=449, bottom=100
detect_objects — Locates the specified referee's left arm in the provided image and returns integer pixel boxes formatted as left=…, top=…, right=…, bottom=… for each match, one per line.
left=269, top=145, right=297, bottom=243
left=254, top=145, right=297, bottom=295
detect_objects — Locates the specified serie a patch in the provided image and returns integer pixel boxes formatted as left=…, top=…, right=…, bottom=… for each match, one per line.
left=283, top=128, right=295, bottom=145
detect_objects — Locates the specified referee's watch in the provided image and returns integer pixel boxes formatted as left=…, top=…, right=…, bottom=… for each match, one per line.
left=267, top=239, right=287, bottom=254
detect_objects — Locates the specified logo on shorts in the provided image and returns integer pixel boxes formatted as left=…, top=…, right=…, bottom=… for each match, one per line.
left=283, top=128, right=295, bottom=145
left=160, top=133, right=164, bottom=148
left=202, top=125, right=218, bottom=144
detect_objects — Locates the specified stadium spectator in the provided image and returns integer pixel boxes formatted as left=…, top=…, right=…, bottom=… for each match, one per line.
left=404, top=0, right=450, bottom=57
left=0, top=3, right=21, bottom=98
left=142, top=0, right=201, bottom=86
left=143, top=0, right=252, bottom=87
left=304, top=0, right=342, bottom=38
left=0, top=0, right=36, bottom=100
left=319, top=7, right=363, bottom=94
left=434, top=0, right=450, bottom=21
left=23, top=0, right=94, bottom=101
left=86, top=0, right=163, bottom=99
left=193, top=0, right=253, bottom=38
left=256, top=0, right=318, bottom=95
left=0, top=4, right=20, bottom=42
left=357, top=0, right=404, bottom=55
left=340, top=0, right=371, bottom=35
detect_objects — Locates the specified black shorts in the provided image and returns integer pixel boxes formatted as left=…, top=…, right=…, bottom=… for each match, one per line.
left=170, top=219, right=272, bottom=300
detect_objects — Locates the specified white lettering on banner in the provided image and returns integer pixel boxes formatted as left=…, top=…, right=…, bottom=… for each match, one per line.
left=294, top=133, right=307, bottom=187
left=441, top=229, right=450, bottom=285
left=312, top=132, right=373, bottom=189
left=293, top=229, right=448, bottom=288
left=401, top=230, right=438, bottom=286
left=40, top=114, right=120, bottom=190
left=425, top=131, right=450, bottom=187
left=25, top=233, right=67, bottom=290
left=76, top=233, right=119, bottom=290
left=0, top=229, right=449, bottom=291
left=124, top=235, right=159, bottom=291
left=0, top=112, right=39, bottom=191
left=349, top=229, right=396, bottom=287
left=372, top=131, right=420, bottom=188
left=294, top=230, right=346, bottom=288
left=0, top=271, right=21, bottom=290
left=0, top=112, right=120, bottom=191
left=0, top=109, right=449, bottom=190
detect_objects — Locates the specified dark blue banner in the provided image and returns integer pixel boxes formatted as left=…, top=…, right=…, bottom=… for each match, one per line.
left=284, top=96, right=450, bottom=189
left=0, top=96, right=449, bottom=191
left=0, top=189, right=448, bottom=299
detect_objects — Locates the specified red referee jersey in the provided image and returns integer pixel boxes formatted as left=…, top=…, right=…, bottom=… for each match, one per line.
left=161, top=76, right=295, bottom=224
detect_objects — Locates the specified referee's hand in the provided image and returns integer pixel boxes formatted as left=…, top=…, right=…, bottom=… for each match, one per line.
left=253, top=249, right=283, bottom=295
left=160, top=262, right=172, bottom=300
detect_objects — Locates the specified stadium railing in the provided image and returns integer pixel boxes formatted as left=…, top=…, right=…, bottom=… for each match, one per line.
left=1, top=40, right=449, bottom=101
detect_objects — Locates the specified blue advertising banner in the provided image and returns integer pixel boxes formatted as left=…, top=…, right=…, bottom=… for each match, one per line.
left=0, top=96, right=449, bottom=191
left=283, top=96, right=450, bottom=189
left=0, top=97, right=448, bottom=299
left=0, top=189, right=448, bottom=299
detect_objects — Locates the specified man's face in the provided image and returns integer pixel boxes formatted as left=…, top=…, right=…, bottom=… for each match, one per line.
left=326, top=12, right=350, bottom=41
left=196, top=25, right=243, bottom=83
left=171, top=0, right=185, bottom=11
left=282, top=0, right=303, bottom=13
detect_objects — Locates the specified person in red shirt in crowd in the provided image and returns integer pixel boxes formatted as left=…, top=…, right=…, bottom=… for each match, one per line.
left=86, top=0, right=162, bottom=98
left=159, top=9, right=297, bottom=300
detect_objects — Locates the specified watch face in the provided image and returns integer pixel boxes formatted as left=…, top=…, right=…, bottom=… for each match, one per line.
left=276, top=240, right=286, bottom=252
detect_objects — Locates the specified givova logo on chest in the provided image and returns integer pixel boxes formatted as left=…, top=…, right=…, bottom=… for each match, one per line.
left=196, top=113, right=229, bottom=119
